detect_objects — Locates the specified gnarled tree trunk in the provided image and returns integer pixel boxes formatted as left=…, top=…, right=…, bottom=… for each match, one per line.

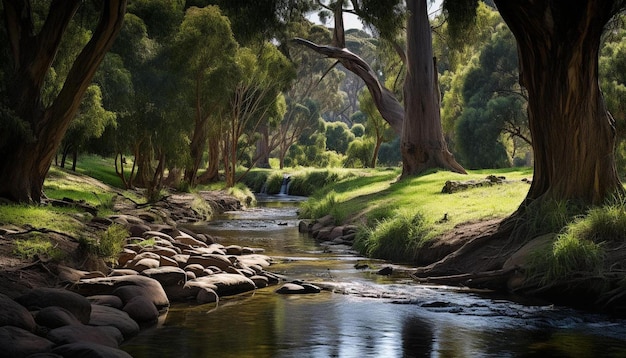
left=401, top=0, right=465, bottom=177
left=0, top=0, right=127, bottom=202
left=496, top=0, right=624, bottom=208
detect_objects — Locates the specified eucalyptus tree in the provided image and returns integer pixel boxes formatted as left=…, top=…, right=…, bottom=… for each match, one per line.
left=271, top=23, right=344, bottom=169
left=359, top=90, right=395, bottom=168
left=169, top=5, right=238, bottom=186
left=0, top=0, right=127, bottom=202
left=295, top=0, right=471, bottom=177
left=59, top=85, right=116, bottom=171
left=222, top=43, right=295, bottom=187
left=495, top=0, right=626, bottom=208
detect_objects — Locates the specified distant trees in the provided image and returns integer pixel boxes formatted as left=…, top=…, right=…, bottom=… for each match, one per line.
left=446, top=23, right=529, bottom=169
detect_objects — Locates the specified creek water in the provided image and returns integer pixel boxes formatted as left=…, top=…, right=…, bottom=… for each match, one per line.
left=122, top=197, right=626, bottom=357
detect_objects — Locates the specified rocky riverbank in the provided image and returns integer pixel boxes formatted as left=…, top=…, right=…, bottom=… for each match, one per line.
left=0, top=189, right=317, bottom=357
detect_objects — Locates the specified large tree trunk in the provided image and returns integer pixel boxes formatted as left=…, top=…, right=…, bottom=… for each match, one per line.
left=495, top=0, right=624, bottom=207
left=0, top=0, right=127, bottom=202
left=401, top=0, right=465, bottom=177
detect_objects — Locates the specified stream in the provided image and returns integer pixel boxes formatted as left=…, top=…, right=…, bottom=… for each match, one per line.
left=122, top=197, right=626, bottom=357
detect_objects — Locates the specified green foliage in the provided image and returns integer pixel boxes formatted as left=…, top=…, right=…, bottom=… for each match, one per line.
left=451, top=23, right=528, bottom=169
left=513, top=199, right=580, bottom=241
left=227, top=183, right=257, bottom=207
left=325, top=121, right=355, bottom=154
left=13, top=236, right=64, bottom=261
left=377, top=137, right=401, bottom=166
left=354, top=210, right=432, bottom=263
left=80, top=224, right=128, bottom=262
left=600, top=23, right=626, bottom=177
left=345, top=138, right=374, bottom=168
left=298, top=191, right=341, bottom=222
left=288, top=170, right=342, bottom=196
left=0, top=205, right=82, bottom=233
left=351, top=123, right=365, bottom=137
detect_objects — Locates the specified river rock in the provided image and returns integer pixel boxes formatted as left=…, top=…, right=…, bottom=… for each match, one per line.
left=128, top=223, right=151, bottom=237
left=122, top=296, right=159, bottom=324
left=224, top=245, right=243, bottom=255
left=47, top=324, right=123, bottom=348
left=16, top=288, right=92, bottom=324
left=141, top=245, right=178, bottom=257
left=71, top=275, right=169, bottom=311
left=35, top=306, right=82, bottom=328
left=0, top=326, right=55, bottom=357
left=184, top=264, right=208, bottom=277
left=187, top=254, right=232, bottom=271
left=196, top=288, right=219, bottom=304
left=250, top=275, right=269, bottom=288
left=176, top=236, right=208, bottom=248
left=125, top=257, right=160, bottom=272
left=141, top=266, right=186, bottom=287
left=278, top=282, right=321, bottom=294
left=193, top=274, right=256, bottom=296
left=87, top=295, right=124, bottom=309
left=89, top=304, right=140, bottom=339
left=109, top=269, right=139, bottom=277
left=160, top=255, right=179, bottom=267
left=0, top=293, right=36, bottom=331
left=237, top=254, right=272, bottom=268
left=142, top=231, right=174, bottom=242
left=51, top=342, right=133, bottom=358
left=172, top=253, right=190, bottom=266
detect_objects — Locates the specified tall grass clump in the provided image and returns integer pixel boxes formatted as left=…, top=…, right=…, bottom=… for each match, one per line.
left=513, top=199, right=579, bottom=240
left=79, top=224, right=128, bottom=263
left=227, top=183, right=257, bottom=207
left=299, top=191, right=341, bottom=222
left=354, top=210, right=432, bottom=263
left=240, top=170, right=271, bottom=193
left=289, top=170, right=343, bottom=196
left=527, top=200, right=626, bottom=286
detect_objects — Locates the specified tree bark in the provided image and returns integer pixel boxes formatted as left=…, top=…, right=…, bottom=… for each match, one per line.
left=495, top=0, right=624, bottom=207
left=400, top=0, right=466, bottom=178
left=0, top=0, right=127, bottom=202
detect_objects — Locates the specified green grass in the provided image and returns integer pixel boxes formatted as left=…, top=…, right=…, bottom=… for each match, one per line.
left=0, top=204, right=83, bottom=233
left=300, top=167, right=533, bottom=233
left=13, top=235, right=64, bottom=260
left=74, top=154, right=127, bottom=189
left=298, top=167, right=533, bottom=261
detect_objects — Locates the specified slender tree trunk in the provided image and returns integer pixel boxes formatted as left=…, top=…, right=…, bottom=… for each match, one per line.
left=198, top=135, right=220, bottom=183
left=71, top=148, right=77, bottom=171
left=184, top=77, right=208, bottom=186
left=401, top=0, right=465, bottom=178
left=255, top=123, right=271, bottom=168
left=495, top=0, right=623, bottom=207
left=0, top=0, right=127, bottom=202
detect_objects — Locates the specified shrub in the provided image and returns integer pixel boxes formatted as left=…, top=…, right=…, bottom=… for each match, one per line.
left=80, top=224, right=128, bottom=263
left=355, top=210, right=432, bottom=263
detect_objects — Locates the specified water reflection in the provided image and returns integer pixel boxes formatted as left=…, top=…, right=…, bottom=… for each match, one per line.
left=122, top=198, right=626, bottom=357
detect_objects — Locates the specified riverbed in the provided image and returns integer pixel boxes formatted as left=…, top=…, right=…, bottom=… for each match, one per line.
left=121, top=197, right=626, bottom=357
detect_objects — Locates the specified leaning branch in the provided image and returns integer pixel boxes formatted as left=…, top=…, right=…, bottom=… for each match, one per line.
left=292, top=37, right=404, bottom=135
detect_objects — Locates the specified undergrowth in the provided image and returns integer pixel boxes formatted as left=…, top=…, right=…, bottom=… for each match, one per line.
left=353, top=210, right=433, bottom=263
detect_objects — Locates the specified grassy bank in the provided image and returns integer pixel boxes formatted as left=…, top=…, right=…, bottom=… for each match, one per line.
left=298, top=167, right=534, bottom=262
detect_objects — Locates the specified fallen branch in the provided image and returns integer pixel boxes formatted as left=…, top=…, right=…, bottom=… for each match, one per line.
left=411, top=266, right=518, bottom=289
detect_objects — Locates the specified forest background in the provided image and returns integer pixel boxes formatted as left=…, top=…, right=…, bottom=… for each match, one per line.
left=7, top=0, right=623, bottom=194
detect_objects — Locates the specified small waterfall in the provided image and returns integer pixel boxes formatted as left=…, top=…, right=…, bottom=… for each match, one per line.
left=278, top=175, right=291, bottom=195
left=259, top=182, right=268, bottom=195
